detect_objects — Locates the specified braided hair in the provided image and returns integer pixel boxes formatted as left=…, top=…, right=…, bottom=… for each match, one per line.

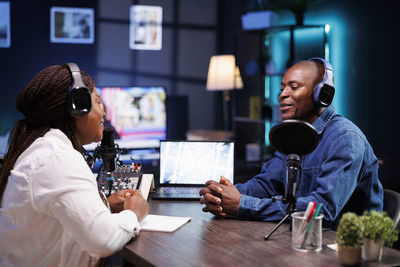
left=0, top=64, right=95, bottom=205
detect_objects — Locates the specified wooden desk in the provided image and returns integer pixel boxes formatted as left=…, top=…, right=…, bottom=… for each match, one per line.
left=120, top=198, right=400, bottom=267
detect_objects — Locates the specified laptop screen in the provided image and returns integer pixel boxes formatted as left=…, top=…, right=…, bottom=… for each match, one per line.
left=159, top=140, right=234, bottom=185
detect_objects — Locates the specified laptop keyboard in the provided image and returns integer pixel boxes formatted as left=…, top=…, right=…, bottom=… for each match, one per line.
left=158, top=187, right=201, bottom=195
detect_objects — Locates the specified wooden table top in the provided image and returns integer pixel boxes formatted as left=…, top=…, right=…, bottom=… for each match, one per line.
left=120, top=198, right=400, bottom=267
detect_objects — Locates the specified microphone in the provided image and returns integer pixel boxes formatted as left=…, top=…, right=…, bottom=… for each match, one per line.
left=265, top=120, right=318, bottom=240
left=269, top=119, right=318, bottom=206
left=96, top=127, right=118, bottom=172
left=283, top=154, right=301, bottom=204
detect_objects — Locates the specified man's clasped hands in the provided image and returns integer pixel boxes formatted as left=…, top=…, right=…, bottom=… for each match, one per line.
left=199, top=176, right=242, bottom=217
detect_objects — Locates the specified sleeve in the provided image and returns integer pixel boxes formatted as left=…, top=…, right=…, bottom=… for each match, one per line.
left=295, top=131, right=366, bottom=224
left=234, top=131, right=366, bottom=225
left=235, top=154, right=289, bottom=221
left=30, top=150, right=140, bottom=257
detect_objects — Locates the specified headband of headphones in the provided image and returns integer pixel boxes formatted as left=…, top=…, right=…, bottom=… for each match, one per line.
left=66, top=63, right=92, bottom=116
left=308, top=57, right=335, bottom=107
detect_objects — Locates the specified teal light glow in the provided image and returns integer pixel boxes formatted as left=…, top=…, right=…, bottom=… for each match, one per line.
left=325, top=24, right=330, bottom=33
left=307, top=15, right=347, bottom=117
left=324, top=24, right=330, bottom=60
left=264, top=32, right=271, bottom=47
left=264, top=75, right=271, bottom=99
left=265, top=120, right=271, bottom=147
left=324, top=42, right=330, bottom=61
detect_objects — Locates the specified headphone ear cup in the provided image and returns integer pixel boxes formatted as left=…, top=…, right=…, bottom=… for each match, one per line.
left=68, top=87, right=92, bottom=116
left=313, top=84, right=334, bottom=107
left=308, top=57, right=335, bottom=108
left=313, top=83, right=323, bottom=107
left=66, top=63, right=92, bottom=116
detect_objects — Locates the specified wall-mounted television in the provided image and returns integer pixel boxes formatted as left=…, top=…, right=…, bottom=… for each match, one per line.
left=85, top=86, right=166, bottom=151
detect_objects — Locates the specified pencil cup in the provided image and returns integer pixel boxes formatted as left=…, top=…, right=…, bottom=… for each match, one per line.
left=291, top=211, right=323, bottom=252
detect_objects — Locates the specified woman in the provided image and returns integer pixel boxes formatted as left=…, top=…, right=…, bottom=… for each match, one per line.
left=0, top=64, right=148, bottom=266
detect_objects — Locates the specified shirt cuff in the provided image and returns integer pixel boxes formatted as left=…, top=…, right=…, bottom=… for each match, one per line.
left=237, top=194, right=287, bottom=220
left=237, top=194, right=257, bottom=218
left=118, top=210, right=141, bottom=235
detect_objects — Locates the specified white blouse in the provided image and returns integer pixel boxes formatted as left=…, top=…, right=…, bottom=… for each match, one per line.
left=0, top=129, right=139, bottom=267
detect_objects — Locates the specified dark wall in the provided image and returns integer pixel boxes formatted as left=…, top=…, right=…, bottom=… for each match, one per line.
left=0, top=0, right=219, bottom=134
left=0, top=0, right=97, bottom=132
left=331, top=0, right=400, bottom=190
left=308, top=0, right=400, bottom=191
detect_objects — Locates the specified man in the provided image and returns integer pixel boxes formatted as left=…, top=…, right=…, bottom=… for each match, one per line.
left=199, top=58, right=383, bottom=229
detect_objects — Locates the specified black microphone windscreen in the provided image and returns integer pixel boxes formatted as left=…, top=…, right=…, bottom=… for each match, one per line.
left=101, top=127, right=115, bottom=147
left=269, top=119, right=319, bottom=155
left=99, top=127, right=117, bottom=173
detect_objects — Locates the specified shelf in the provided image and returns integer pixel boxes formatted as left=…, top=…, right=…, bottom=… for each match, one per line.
left=265, top=72, right=285, bottom=76
left=237, top=24, right=326, bottom=35
left=234, top=116, right=268, bottom=124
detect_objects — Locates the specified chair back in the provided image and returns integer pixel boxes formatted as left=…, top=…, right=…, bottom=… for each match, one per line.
left=383, top=189, right=400, bottom=249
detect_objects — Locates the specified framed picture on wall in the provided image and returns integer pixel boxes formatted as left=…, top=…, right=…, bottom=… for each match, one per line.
left=0, top=2, right=11, bottom=48
left=50, top=6, right=94, bottom=44
left=129, top=5, right=162, bottom=50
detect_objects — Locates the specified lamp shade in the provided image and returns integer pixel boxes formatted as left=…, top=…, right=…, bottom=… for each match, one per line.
left=206, top=55, right=243, bottom=91
left=234, top=65, right=243, bottom=89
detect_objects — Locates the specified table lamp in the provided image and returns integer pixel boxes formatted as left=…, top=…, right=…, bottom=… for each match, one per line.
left=206, top=55, right=243, bottom=139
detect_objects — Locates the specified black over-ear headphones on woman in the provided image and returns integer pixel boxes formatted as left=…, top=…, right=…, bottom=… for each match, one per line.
left=66, top=62, right=92, bottom=116
left=308, top=57, right=335, bottom=107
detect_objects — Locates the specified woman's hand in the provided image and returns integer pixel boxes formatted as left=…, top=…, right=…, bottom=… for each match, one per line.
left=108, top=189, right=148, bottom=221
left=107, top=189, right=133, bottom=213
left=123, top=190, right=148, bottom=222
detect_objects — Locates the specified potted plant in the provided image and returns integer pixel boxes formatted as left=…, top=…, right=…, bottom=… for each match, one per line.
left=360, top=210, right=399, bottom=261
left=336, top=212, right=364, bottom=266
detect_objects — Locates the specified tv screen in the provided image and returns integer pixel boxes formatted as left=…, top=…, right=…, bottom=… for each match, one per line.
left=84, top=86, right=166, bottom=151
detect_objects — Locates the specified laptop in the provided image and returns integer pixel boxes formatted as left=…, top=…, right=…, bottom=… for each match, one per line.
left=152, top=140, right=234, bottom=200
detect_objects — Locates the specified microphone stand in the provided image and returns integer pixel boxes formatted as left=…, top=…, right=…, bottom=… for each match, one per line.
left=264, top=154, right=302, bottom=240
left=94, top=127, right=120, bottom=197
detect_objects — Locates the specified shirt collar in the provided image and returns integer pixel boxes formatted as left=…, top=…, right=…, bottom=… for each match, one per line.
left=312, top=105, right=336, bottom=134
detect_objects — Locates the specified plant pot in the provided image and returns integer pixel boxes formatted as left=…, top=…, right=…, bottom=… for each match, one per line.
left=362, top=238, right=383, bottom=261
left=338, top=246, right=361, bottom=266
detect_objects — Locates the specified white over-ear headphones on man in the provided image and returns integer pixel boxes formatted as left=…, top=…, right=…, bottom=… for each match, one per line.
left=308, top=57, right=335, bottom=107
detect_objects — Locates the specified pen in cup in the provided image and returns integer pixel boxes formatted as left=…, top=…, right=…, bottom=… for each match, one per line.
left=296, top=201, right=316, bottom=246
left=301, top=203, right=323, bottom=249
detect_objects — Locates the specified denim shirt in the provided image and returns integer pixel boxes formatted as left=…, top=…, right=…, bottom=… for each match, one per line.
left=235, top=106, right=383, bottom=229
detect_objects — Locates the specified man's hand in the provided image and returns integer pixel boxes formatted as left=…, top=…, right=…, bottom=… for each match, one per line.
left=199, top=176, right=242, bottom=217
left=199, top=180, right=225, bottom=216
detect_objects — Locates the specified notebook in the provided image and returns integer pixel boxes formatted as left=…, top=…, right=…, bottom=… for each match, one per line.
left=152, top=140, right=234, bottom=200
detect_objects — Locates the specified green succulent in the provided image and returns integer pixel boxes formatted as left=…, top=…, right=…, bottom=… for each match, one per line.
left=361, top=210, right=399, bottom=247
left=336, top=212, right=364, bottom=248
